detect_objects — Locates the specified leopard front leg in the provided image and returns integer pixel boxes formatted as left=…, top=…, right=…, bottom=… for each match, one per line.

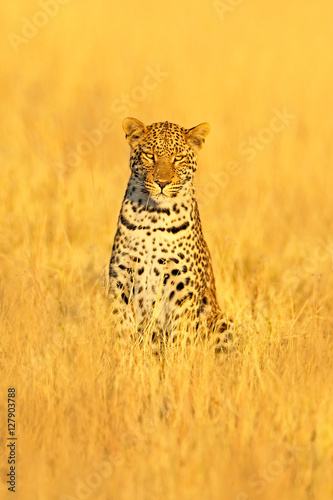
left=105, top=261, right=138, bottom=341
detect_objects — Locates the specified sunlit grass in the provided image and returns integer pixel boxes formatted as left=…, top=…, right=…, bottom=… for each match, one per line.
left=1, top=1, right=333, bottom=499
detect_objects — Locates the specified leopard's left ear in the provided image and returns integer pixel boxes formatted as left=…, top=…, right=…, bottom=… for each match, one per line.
left=123, top=117, right=147, bottom=147
left=185, top=123, right=210, bottom=153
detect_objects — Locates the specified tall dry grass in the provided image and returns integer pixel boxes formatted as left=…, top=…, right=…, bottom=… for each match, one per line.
left=1, top=1, right=333, bottom=499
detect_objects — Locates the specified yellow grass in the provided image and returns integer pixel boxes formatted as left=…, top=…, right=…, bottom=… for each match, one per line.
left=1, top=1, right=333, bottom=498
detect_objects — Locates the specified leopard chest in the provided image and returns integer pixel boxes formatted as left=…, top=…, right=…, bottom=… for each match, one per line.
left=110, top=198, right=200, bottom=322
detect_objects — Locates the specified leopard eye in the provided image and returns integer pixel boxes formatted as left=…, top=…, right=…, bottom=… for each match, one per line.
left=143, top=152, right=154, bottom=159
left=174, top=155, right=184, bottom=162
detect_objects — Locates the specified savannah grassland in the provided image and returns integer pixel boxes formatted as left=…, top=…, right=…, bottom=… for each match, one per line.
left=1, top=1, right=333, bottom=499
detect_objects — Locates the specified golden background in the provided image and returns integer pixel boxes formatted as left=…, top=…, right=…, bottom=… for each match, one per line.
left=1, top=1, right=333, bottom=499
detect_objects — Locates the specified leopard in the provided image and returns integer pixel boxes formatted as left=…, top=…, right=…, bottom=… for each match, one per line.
left=107, top=117, right=233, bottom=348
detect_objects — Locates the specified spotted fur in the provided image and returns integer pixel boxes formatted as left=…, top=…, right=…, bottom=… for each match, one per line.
left=107, top=118, right=232, bottom=345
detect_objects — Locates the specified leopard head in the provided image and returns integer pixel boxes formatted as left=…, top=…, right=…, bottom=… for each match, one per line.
left=123, top=118, right=210, bottom=199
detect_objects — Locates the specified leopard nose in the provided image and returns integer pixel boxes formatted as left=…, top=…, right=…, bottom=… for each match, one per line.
left=155, top=180, right=171, bottom=189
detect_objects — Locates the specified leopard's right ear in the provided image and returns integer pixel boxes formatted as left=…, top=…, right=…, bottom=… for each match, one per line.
left=122, top=118, right=147, bottom=147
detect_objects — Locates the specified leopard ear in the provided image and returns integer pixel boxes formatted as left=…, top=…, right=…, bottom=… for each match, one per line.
left=123, top=117, right=147, bottom=147
left=185, top=123, right=210, bottom=153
